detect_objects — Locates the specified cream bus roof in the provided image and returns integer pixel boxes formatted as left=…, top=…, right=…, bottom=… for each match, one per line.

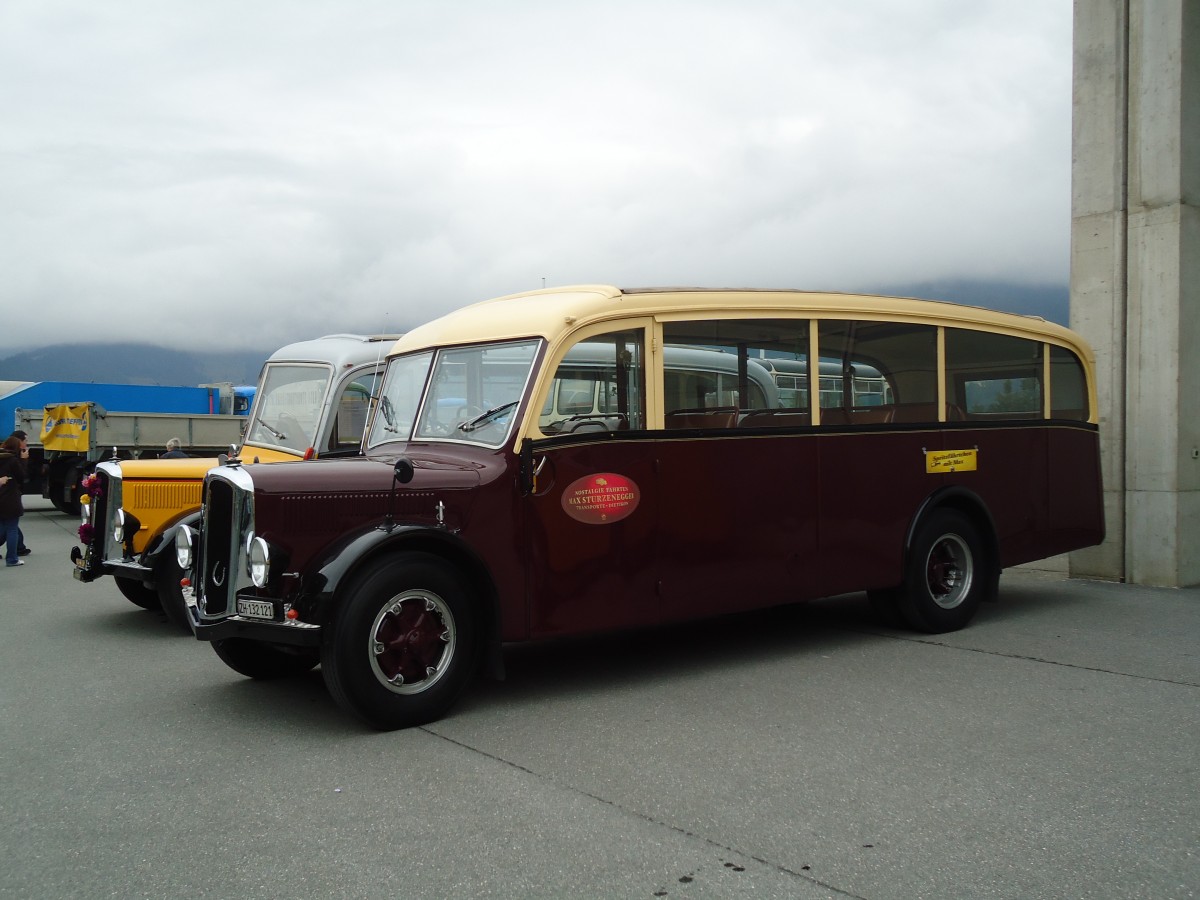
left=391, top=285, right=1091, bottom=360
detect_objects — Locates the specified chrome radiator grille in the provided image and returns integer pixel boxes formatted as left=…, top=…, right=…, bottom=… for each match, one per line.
left=95, top=462, right=123, bottom=565
left=197, top=467, right=255, bottom=619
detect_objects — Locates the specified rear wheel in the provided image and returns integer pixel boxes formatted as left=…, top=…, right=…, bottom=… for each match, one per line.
left=115, top=577, right=160, bottom=610
left=322, top=553, right=479, bottom=730
left=47, top=459, right=82, bottom=516
left=899, top=509, right=988, bottom=633
left=211, top=638, right=320, bottom=679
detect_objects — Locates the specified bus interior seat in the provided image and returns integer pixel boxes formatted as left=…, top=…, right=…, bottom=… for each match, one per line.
left=665, top=407, right=738, bottom=430
left=738, top=409, right=811, bottom=428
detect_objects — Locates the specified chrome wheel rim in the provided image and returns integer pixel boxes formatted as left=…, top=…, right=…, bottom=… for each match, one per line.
left=368, top=589, right=456, bottom=695
left=925, top=533, right=973, bottom=609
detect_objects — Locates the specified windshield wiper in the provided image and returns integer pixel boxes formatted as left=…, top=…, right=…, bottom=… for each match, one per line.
left=380, top=396, right=402, bottom=433
left=256, top=419, right=286, bottom=440
left=458, top=401, right=518, bottom=433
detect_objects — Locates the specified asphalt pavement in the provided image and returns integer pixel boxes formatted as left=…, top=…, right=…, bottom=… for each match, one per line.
left=2, top=497, right=1197, bottom=899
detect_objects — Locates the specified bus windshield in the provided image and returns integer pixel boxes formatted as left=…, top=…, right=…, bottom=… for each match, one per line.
left=369, top=340, right=541, bottom=448
left=245, top=364, right=333, bottom=452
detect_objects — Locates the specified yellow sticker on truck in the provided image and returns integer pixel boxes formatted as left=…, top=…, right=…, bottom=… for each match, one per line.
left=41, top=404, right=92, bottom=451
left=926, top=448, right=977, bottom=474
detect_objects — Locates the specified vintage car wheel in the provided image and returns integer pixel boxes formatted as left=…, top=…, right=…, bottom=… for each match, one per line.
left=155, top=550, right=192, bottom=634
left=321, top=553, right=479, bottom=731
left=211, top=638, right=320, bottom=679
left=899, top=509, right=987, bottom=634
left=115, top=576, right=160, bottom=610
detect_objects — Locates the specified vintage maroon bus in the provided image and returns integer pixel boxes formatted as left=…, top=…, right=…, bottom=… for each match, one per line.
left=179, top=286, right=1104, bottom=729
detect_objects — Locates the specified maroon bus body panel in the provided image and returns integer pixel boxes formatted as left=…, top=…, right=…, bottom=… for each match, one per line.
left=654, top=431, right=819, bottom=622
left=815, top=428, right=944, bottom=597
left=1047, top=426, right=1106, bottom=553
left=524, top=440, right=660, bottom=638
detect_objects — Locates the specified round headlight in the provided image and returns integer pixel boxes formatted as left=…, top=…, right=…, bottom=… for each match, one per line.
left=175, top=525, right=194, bottom=571
left=247, top=536, right=271, bottom=588
left=112, top=509, right=125, bottom=544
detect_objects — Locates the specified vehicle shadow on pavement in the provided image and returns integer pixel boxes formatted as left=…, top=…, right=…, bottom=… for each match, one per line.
left=472, top=596, right=892, bottom=708
left=63, top=603, right=186, bottom=638
left=115, top=579, right=1088, bottom=734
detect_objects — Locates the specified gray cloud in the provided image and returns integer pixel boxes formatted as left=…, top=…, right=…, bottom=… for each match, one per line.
left=0, top=0, right=1071, bottom=354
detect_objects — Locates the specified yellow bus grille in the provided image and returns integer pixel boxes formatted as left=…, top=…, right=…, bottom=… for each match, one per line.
left=129, top=482, right=202, bottom=511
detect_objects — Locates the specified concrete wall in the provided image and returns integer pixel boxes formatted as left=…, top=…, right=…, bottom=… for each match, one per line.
left=1070, top=0, right=1199, bottom=586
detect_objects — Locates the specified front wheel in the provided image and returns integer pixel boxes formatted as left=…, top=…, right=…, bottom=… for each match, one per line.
left=155, top=549, right=192, bottom=634
left=211, top=638, right=320, bottom=679
left=115, top=576, right=160, bottom=610
left=899, top=509, right=988, bottom=633
left=321, top=553, right=479, bottom=730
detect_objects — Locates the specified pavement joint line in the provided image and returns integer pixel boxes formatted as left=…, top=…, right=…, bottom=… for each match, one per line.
left=853, top=628, right=1200, bottom=689
left=424, top=725, right=868, bottom=899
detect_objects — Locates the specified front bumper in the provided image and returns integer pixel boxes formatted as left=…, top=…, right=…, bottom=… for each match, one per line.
left=188, top=589, right=322, bottom=647
left=71, top=550, right=152, bottom=585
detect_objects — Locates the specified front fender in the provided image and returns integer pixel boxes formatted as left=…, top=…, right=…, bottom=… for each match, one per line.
left=293, top=524, right=502, bottom=677
left=303, top=524, right=481, bottom=605
left=140, top=509, right=203, bottom=568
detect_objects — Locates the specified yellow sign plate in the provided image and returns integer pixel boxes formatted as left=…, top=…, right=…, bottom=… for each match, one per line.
left=926, top=448, right=977, bottom=474
left=41, top=403, right=92, bottom=452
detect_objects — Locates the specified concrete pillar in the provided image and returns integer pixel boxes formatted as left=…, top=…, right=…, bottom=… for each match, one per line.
left=1070, top=0, right=1199, bottom=586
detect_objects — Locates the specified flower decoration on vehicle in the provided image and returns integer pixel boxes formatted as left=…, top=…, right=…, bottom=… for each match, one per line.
left=78, top=522, right=95, bottom=544
left=80, top=473, right=103, bottom=499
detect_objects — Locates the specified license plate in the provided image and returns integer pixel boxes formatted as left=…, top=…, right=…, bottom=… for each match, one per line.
left=237, top=598, right=275, bottom=620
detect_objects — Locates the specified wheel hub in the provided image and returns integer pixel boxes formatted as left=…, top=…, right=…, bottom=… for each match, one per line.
left=369, top=591, right=455, bottom=694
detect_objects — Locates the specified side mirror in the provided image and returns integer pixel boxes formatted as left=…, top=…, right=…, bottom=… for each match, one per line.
left=393, top=457, right=415, bottom=484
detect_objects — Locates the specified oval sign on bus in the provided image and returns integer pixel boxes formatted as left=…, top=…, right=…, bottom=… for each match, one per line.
left=561, top=473, right=641, bottom=525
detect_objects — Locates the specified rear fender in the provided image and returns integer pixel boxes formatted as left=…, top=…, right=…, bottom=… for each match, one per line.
left=906, top=486, right=1001, bottom=602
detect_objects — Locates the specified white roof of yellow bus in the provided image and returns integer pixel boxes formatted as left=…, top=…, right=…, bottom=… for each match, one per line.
left=268, top=333, right=405, bottom=371
left=391, top=285, right=1091, bottom=360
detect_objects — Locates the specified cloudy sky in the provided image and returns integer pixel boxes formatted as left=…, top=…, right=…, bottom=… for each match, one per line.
left=1, top=1, right=1072, bottom=355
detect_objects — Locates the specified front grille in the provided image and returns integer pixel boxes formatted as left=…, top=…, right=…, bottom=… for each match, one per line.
left=197, top=467, right=255, bottom=619
left=129, top=481, right=200, bottom=512
left=94, top=462, right=121, bottom=565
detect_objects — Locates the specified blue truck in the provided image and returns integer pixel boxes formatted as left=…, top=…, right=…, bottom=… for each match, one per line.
left=1, top=381, right=253, bottom=514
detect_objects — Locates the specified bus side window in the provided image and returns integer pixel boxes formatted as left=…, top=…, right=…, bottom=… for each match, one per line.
left=1049, top=345, right=1089, bottom=421
left=539, top=329, right=646, bottom=435
left=946, top=329, right=1043, bottom=420
left=816, top=321, right=936, bottom=425
left=661, top=318, right=806, bottom=428
left=331, top=376, right=378, bottom=450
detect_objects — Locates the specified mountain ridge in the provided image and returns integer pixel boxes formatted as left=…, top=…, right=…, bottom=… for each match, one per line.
left=0, top=280, right=1068, bottom=385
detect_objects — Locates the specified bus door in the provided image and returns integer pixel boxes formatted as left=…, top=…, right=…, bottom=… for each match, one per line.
left=654, top=319, right=821, bottom=621
left=522, top=326, right=661, bottom=638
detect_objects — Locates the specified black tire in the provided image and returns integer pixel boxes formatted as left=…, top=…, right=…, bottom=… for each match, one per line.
left=321, top=553, right=479, bottom=730
left=155, top=549, right=192, bottom=634
left=899, top=509, right=988, bottom=633
left=115, top=576, right=160, bottom=610
left=211, top=638, right=320, bottom=679
left=47, top=464, right=75, bottom=515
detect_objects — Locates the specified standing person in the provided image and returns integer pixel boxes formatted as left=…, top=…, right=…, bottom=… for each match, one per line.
left=0, top=435, right=28, bottom=567
left=161, top=438, right=189, bottom=459
left=6, top=431, right=31, bottom=556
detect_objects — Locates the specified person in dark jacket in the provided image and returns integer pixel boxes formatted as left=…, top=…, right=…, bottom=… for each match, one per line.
left=0, top=434, right=28, bottom=567
left=3, top=431, right=30, bottom=556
